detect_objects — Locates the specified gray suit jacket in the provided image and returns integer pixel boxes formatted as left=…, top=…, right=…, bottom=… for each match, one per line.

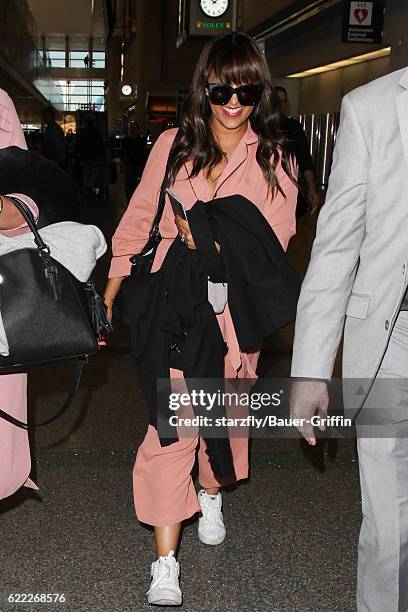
left=291, top=67, right=408, bottom=386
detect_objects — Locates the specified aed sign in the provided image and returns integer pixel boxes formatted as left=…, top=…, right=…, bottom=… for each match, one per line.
left=342, top=1, right=385, bottom=43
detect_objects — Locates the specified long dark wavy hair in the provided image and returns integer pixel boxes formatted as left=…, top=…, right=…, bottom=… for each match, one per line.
left=168, top=32, right=294, bottom=196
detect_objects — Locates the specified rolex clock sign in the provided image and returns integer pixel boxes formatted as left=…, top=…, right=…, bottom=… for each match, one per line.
left=120, top=83, right=137, bottom=102
left=190, top=0, right=237, bottom=37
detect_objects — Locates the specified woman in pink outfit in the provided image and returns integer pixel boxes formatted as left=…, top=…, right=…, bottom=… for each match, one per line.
left=104, top=33, right=298, bottom=606
left=0, top=89, right=39, bottom=500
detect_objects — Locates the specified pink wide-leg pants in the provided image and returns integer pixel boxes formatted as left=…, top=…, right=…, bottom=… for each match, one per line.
left=133, top=357, right=250, bottom=526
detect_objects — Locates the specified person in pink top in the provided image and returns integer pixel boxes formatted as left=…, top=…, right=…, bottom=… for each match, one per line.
left=104, top=33, right=298, bottom=606
left=0, top=90, right=39, bottom=500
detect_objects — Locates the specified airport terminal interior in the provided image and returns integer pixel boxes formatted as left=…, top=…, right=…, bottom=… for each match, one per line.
left=1, top=1, right=408, bottom=610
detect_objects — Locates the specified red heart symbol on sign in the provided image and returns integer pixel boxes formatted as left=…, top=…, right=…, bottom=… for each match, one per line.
left=354, top=8, right=368, bottom=23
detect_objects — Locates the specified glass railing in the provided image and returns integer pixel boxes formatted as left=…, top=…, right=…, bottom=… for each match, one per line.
left=295, top=112, right=340, bottom=189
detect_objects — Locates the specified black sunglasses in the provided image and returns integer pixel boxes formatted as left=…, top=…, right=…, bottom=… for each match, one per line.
left=207, top=83, right=262, bottom=106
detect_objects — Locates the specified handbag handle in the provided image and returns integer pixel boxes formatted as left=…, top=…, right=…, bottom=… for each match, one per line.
left=0, top=357, right=87, bottom=429
left=6, top=195, right=50, bottom=252
left=7, top=195, right=63, bottom=300
left=148, top=128, right=183, bottom=239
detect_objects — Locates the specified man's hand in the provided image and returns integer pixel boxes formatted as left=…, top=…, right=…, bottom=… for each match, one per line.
left=307, top=187, right=320, bottom=212
left=289, top=379, right=329, bottom=445
left=303, top=170, right=320, bottom=214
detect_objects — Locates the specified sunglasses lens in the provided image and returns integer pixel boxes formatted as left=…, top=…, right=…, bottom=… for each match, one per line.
left=208, top=84, right=262, bottom=106
left=209, top=85, right=232, bottom=105
left=237, top=85, right=262, bottom=106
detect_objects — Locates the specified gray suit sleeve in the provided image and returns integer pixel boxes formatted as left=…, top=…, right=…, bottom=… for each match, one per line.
left=291, top=94, right=368, bottom=379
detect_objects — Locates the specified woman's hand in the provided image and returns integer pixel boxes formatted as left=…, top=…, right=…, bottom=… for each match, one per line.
left=175, top=216, right=196, bottom=249
left=104, top=277, right=125, bottom=315
left=97, top=304, right=112, bottom=348
left=174, top=216, right=221, bottom=252
left=98, top=277, right=125, bottom=348
left=103, top=297, right=114, bottom=327
left=105, top=302, right=113, bottom=324
left=98, top=303, right=112, bottom=348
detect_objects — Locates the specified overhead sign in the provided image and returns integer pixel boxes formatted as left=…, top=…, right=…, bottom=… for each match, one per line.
left=189, top=0, right=236, bottom=37
left=342, top=1, right=385, bottom=43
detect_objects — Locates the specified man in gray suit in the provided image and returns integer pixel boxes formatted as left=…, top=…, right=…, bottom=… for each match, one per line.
left=290, top=67, right=408, bottom=611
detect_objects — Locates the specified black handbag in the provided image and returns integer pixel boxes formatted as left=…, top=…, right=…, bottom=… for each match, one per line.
left=0, top=196, right=112, bottom=428
left=113, top=128, right=182, bottom=327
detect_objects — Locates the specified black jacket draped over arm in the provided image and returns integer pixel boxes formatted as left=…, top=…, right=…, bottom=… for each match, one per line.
left=129, top=194, right=300, bottom=480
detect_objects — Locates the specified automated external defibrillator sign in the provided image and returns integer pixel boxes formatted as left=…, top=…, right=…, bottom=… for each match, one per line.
left=342, top=0, right=385, bottom=43
left=342, top=0, right=385, bottom=44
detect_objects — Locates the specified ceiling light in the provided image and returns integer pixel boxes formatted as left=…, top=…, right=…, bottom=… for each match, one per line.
left=286, top=47, right=391, bottom=78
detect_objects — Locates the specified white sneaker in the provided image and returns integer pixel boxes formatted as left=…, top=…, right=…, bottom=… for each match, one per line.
left=197, top=489, right=226, bottom=545
left=146, top=550, right=182, bottom=606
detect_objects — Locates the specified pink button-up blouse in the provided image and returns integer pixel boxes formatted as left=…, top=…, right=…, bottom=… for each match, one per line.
left=109, top=123, right=297, bottom=377
left=0, top=89, right=39, bottom=500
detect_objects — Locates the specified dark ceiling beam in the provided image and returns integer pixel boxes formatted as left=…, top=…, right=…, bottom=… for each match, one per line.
left=247, top=0, right=342, bottom=42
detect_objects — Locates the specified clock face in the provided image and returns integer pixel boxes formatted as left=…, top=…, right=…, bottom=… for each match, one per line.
left=200, top=0, right=229, bottom=18
left=121, top=84, right=132, bottom=96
